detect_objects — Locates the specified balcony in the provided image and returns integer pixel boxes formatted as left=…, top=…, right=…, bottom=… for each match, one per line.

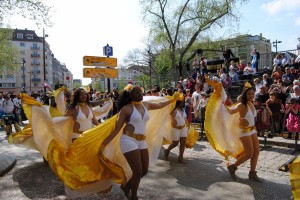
left=31, top=78, right=41, bottom=82
left=31, top=62, right=40, bottom=66
left=33, top=70, right=41, bottom=74
left=31, top=54, right=40, bottom=57
left=31, top=46, right=40, bottom=50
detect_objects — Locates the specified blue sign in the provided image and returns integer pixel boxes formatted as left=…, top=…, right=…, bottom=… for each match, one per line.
left=103, top=45, right=113, bottom=57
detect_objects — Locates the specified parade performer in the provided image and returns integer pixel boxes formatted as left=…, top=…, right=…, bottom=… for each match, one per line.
left=10, top=84, right=189, bottom=199
left=289, top=155, right=300, bottom=199
left=204, top=76, right=262, bottom=182
left=164, top=97, right=189, bottom=164
left=101, top=85, right=180, bottom=199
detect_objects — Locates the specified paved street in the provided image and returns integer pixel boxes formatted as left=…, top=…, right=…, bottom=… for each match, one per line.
left=0, top=126, right=296, bottom=200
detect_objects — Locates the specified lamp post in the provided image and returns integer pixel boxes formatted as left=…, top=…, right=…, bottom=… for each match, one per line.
left=42, top=28, right=49, bottom=93
left=273, top=39, right=282, bottom=53
left=148, top=50, right=153, bottom=88
left=28, top=71, right=33, bottom=93
left=21, top=58, right=26, bottom=92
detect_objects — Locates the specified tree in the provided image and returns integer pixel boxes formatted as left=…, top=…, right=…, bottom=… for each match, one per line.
left=0, top=0, right=53, bottom=27
left=0, top=0, right=52, bottom=72
left=73, top=82, right=82, bottom=89
left=0, top=29, right=19, bottom=72
left=140, top=0, right=246, bottom=80
left=119, top=77, right=126, bottom=92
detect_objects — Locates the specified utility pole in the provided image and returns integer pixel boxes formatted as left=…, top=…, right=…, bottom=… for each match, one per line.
left=273, top=39, right=282, bottom=53
left=43, top=28, right=48, bottom=93
left=22, top=58, right=26, bottom=92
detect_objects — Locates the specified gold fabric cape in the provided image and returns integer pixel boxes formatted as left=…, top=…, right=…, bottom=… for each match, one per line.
left=204, top=79, right=244, bottom=160
left=9, top=95, right=198, bottom=194
left=289, top=156, right=300, bottom=199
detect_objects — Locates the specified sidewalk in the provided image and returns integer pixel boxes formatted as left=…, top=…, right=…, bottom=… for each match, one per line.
left=0, top=127, right=16, bottom=176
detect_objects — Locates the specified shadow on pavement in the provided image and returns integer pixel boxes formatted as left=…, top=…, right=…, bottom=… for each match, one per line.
left=161, top=156, right=292, bottom=200
left=12, top=162, right=65, bottom=199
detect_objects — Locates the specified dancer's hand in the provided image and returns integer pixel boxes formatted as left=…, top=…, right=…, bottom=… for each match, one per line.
left=169, top=91, right=180, bottom=103
left=99, top=145, right=105, bottom=155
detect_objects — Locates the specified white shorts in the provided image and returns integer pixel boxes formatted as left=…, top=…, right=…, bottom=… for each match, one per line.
left=171, top=127, right=188, bottom=141
left=120, top=134, right=147, bottom=153
left=239, top=129, right=257, bottom=138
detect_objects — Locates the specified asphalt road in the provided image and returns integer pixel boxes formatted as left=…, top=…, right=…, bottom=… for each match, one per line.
left=0, top=128, right=296, bottom=200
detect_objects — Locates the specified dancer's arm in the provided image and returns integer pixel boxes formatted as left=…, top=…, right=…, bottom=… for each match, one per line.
left=102, top=108, right=128, bottom=146
left=223, top=102, right=241, bottom=114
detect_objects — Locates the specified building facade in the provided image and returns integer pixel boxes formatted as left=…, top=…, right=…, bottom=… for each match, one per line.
left=0, top=28, right=73, bottom=93
left=90, top=68, right=143, bottom=92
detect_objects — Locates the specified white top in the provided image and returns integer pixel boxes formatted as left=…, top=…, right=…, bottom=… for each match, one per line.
left=3, top=98, right=14, bottom=113
left=77, top=106, right=93, bottom=132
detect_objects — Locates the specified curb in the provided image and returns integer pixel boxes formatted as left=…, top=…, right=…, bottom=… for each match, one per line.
left=0, top=154, right=16, bottom=176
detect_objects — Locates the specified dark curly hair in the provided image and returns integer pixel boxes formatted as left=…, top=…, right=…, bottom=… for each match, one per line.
left=70, top=88, right=90, bottom=109
left=240, top=87, right=254, bottom=106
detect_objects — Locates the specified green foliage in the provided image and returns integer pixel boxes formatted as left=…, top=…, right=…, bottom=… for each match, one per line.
left=135, top=74, right=150, bottom=90
left=139, top=0, right=246, bottom=80
left=119, top=77, right=126, bottom=92
left=0, top=29, right=20, bottom=72
left=92, top=79, right=103, bottom=92
left=73, top=82, right=81, bottom=89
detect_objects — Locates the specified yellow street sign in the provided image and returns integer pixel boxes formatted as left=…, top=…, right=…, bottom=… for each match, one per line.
left=83, top=56, right=117, bottom=67
left=83, top=68, right=118, bottom=78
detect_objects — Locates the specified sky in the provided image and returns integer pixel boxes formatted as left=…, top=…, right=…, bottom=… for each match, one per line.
left=4, top=0, right=300, bottom=85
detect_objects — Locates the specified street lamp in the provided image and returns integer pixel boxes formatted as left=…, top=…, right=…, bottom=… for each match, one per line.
left=42, top=28, right=49, bottom=93
left=28, top=71, right=33, bottom=93
left=273, top=39, right=282, bottom=53
left=21, top=58, right=26, bottom=92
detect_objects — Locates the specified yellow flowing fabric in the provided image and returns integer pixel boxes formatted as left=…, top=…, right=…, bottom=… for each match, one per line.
left=289, top=155, right=300, bottom=199
left=204, top=79, right=244, bottom=160
left=9, top=88, right=113, bottom=153
left=10, top=94, right=198, bottom=197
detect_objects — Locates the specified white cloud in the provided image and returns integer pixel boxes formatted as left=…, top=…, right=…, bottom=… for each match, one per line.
left=295, top=17, right=300, bottom=26
left=262, top=0, right=300, bottom=15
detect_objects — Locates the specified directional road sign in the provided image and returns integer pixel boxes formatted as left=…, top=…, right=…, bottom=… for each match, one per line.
left=83, top=68, right=118, bottom=78
left=83, top=56, right=117, bottom=67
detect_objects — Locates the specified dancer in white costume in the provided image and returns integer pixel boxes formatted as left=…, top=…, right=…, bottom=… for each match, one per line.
left=102, top=84, right=179, bottom=200
left=164, top=98, right=189, bottom=163
left=224, top=84, right=262, bottom=182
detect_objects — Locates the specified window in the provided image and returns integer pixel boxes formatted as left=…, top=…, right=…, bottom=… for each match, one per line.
left=26, top=34, right=33, bottom=39
left=32, top=43, right=39, bottom=50
left=17, top=33, right=23, bottom=39
left=0, top=75, right=2, bottom=78
left=34, top=83, right=38, bottom=87
left=0, top=83, right=15, bottom=88
left=6, top=74, right=14, bottom=79
left=20, top=42, right=25, bottom=47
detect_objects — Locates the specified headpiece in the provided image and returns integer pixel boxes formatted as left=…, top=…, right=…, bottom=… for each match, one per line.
left=178, top=93, right=184, bottom=101
left=124, top=84, right=133, bottom=93
left=244, top=82, right=252, bottom=89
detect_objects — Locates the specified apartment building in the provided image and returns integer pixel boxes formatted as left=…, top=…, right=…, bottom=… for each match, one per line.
left=0, top=28, right=72, bottom=93
left=91, top=68, right=143, bottom=92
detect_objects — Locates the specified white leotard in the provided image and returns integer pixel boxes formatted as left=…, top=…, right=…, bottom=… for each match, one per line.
left=127, top=104, right=149, bottom=135
left=77, top=106, right=93, bottom=132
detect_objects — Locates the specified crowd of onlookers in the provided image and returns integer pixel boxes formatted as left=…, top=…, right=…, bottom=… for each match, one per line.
left=147, top=52, right=300, bottom=140
left=1, top=53, right=300, bottom=139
